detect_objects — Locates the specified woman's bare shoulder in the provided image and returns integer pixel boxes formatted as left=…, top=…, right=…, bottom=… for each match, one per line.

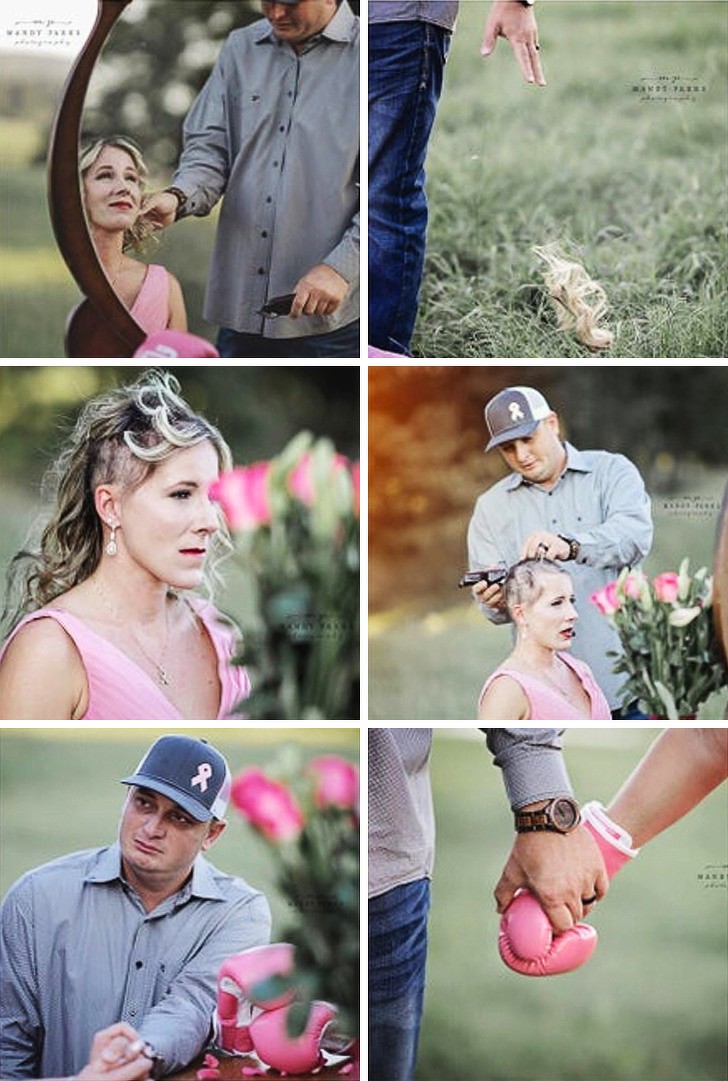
left=478, top=671, right=529, bottom=721
left=0, top=614, right=86, bottom=719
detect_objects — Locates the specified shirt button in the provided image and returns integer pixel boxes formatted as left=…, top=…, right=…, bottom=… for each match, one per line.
left=266, top=196, right=272, bottom=203
left=135, top=960, right=143, bottom=970
left=129, top=1007, right=137, bottom=1017
left=279, top=125, right=285, bottom=133
left=273, top=161, right=279, bottom=167
left=257, top=268, right=265, bottom=275
left=261, top=231, right=268, bottom=238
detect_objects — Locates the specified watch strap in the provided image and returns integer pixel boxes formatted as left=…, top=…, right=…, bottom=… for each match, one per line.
left=558, top=535, right=581, bottom=561
left=164, top=186, right=188, bottom=221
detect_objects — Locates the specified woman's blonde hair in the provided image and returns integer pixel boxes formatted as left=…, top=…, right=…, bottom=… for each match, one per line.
left=80, top=135, right=155, bottom=252
left=3, top=371, right=233, bottom=632
left=503, top=557, right=571, bottom=617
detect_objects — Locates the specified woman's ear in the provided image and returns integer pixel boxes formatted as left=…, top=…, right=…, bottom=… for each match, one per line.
left=95, top=484, right=121, bottom=528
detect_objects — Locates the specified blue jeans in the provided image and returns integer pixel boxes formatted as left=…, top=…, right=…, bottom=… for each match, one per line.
left=612, top=700, right=649, bottom=719
left=369, top=21, right=450, bottom=355
left=216, top=320, right=360, bottom=358
left=369, top=879, right=431, bottom=1081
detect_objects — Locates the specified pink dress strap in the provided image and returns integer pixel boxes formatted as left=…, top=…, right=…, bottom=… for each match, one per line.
left=185, top=595, right=252, bottom=718
left=130, top=264, right=170, bottom=334
left=1, top=601, right=250, bottom=721
left=478, top=652, right=611, bottom=720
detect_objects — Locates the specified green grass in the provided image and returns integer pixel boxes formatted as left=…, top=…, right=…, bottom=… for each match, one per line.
left=413, top=1, right=728, bottom=358
left=369, top=466, right=728, bottom=720
left=418, top=731, right=728, bottom=1081
left=0, top=729, right=359, bottom=932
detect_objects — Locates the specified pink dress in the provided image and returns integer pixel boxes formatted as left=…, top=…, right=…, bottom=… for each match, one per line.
left=0, top=596, right=250, bottom=720
left=479, top=652, right=611, bottom=720
left=130, top=264, right=170, bottom=333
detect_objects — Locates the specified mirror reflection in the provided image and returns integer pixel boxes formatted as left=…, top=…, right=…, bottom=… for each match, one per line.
left=80, top=135, right=187, bottom=334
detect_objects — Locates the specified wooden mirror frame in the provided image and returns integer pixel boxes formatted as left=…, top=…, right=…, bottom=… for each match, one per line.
left=47, top=0, right=146, bottom=357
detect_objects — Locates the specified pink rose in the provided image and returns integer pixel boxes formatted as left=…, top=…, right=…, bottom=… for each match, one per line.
left=622, top=572, right=645, bottom=599
left=210, top=463, right=272, bottom=532
left=308, top=756, right=359, bottom=810
left=652, top=571, right=680, bottom=603
left=287, top=452, right=349, bottom=507
left=590, top=581, right=621, bottom=616
left=350, top=462, right=360, bottom=518
left=231, top=769, right=304, bottom=842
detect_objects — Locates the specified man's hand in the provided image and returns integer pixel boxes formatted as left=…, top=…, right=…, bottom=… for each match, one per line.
left=75, top=1023, right=151, bottom=1080
left=139, top=191, right=180, bottom=231
left=472, top=579, right=506, bottom=610
left=290, top=264, right=349, bottom=318
left=494, top=822, right=609, bottom=932
left=481, top=0, right=546, bottom=87
left=521, top=531, right=570, bottom=561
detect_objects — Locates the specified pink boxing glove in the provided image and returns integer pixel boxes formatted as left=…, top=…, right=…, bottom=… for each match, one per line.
left=217, top=944, right=295, bottom=1054
left=134, top=330, right=219, bottom=358
left=498, top=891, right=598, bottom=976
left=499, top=801, right=639, bottom=978
left=249, top=999, right=337, bottom=1075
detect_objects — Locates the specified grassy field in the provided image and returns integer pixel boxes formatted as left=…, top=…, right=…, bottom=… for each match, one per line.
left=418, top=730, right=728, bottom=1081
left=0, top=120, right=220, bottom=358
left=413, top=1, right=728, bottom=358
left=0, top=728, right=359, bottom=930
left=369, top=466, right=728, bottom=720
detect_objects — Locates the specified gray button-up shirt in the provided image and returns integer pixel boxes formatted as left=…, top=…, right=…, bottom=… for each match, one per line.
left=369, top=1, right=460, bottom=31
left=467, top=442, right=653, bottom=709
left=173, top=3, right=359, bottom=338
left=369, top=728, right=572, bottom=899
left=0, top=844, right=271, bottom=1080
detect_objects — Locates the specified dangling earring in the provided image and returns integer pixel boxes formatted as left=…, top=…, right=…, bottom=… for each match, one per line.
left=106, top=525, right=118, bottom=557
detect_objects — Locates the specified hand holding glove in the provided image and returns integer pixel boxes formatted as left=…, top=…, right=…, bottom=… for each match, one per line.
left=499, top=802, right=639, bottom=977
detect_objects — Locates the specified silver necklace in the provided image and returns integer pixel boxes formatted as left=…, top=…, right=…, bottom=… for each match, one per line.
left=93, top=578, right=171, bottom=687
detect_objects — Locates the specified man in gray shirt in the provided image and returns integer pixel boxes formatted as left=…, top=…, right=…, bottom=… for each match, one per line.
left=0, top=736, right=271, bottom=1080
left=143, top=0, right=359, bottom=359
left=468, top=385, right=653, bottom=717
left=369, top=728, right=608, bottom=1081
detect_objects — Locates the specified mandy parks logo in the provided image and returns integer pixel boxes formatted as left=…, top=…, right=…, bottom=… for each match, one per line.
left=5, top=19, right=81, bottom=48
left=697, top=864, right=728, bottom=890
left=631, top=74, right=708, bottom=103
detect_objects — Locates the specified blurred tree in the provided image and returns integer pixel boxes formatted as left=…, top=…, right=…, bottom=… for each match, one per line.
left=0, top=366, right=359, bottom=486
left=80, top=0, right=360, bottom=171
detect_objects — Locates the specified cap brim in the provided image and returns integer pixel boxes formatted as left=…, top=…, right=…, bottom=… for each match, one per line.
left=121, top=775, right=212, bottom=822
left=486, top=419, right=539, bottom=451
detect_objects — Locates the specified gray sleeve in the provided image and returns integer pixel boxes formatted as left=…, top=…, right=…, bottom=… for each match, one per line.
left=0, top=883, right=41, bottom=1080
left=324, top=200, right=359, bottom=283
left=482, top=729, right=574, bottom=809
left=467, top=497, right=511, bottom=626
left=172, top=43, right=233, bottom=217
left=574, top=455, right=653, bottom=570
left=138, top=892, right=271, bottom=1074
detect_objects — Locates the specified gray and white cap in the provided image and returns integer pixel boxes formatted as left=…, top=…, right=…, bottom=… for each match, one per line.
left=484, top=386, right=552, bottom=451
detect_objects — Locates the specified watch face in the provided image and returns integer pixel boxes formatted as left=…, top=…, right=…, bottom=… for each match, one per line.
left=552, top=798, right=579, bottom=831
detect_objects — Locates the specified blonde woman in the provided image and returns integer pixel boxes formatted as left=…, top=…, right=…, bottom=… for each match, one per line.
left=478, top=558, right=611, bottom=720
left=81, top=136, right=187, bottom=333
left=0, top=371, right=249, bottom=720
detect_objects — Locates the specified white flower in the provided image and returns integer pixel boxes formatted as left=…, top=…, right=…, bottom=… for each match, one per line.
left=668, top=606, right=701, bottom=628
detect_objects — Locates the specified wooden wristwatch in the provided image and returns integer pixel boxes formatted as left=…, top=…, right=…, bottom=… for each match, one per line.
left=515, top=796, right=581, bottom=834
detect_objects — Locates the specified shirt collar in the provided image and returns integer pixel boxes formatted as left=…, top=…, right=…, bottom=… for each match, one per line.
left=505, top=442, right=592, bottom=490
left=255, top=2, right=357, bottom=48
left=84, top=842, right=226, bottom=902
